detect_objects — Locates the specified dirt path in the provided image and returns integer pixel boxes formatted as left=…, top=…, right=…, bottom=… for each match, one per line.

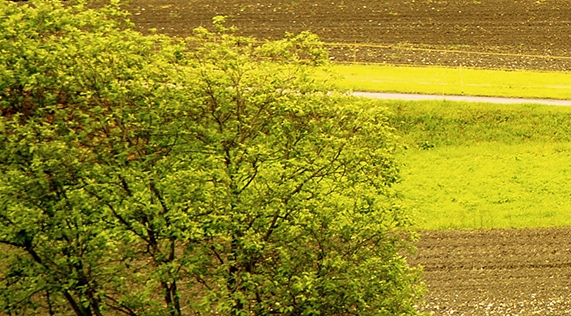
left=409, top=228, right=571, bottom=315
left=353, top=92, right=571, bottom=106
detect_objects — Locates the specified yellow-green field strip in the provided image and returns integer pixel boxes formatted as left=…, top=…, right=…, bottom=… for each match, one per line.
left=327, top=64, right=571, bottom=100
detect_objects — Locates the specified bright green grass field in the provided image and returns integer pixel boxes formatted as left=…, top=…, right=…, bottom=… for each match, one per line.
left=374, top=100, right=571, bottom=230
left=329, top=64, right=571, bottom=100
left=398, top=142, right=571, bottom=230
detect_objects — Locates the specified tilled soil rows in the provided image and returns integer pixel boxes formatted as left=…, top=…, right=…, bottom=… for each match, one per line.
left=125, top=0, right=571, bottom=70
left=409, top=228, right=571, bottom=315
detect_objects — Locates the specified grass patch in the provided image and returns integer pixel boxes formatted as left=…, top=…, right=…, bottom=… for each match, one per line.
left=374, top=99, right=571, bottom=230
left=397, top=142, right=571, bottom=230
left=387, top=100, right=571, bottom=146
left=328, top=64, right=571, bottom=100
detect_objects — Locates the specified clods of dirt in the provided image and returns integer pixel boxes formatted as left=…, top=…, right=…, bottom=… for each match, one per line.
left=408, top=228, right=571, bottom=315
left=124, top=0, right=571, bottom=71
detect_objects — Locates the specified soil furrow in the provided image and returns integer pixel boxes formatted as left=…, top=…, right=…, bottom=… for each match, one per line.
left=125, top=0, right=571, bottom=70
left=409, top=228, right=571, bottom=315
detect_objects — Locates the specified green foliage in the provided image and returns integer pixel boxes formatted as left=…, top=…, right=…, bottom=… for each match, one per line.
left=0, top=1, right=423, bottom=315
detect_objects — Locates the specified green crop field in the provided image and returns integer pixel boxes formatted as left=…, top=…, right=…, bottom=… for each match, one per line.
left=361, top=99, right=571, bottom=230
left=327, top=64, right=571, bottom=100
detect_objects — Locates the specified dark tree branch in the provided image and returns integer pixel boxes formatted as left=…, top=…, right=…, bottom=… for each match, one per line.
left=103, top=294, right=139, bottom=316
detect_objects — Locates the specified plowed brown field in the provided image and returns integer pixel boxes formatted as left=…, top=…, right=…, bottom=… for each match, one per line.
left=123, top=1, right=571, bottom=314
left=125, top=0, right=571, bottom=70
left=409, top=228, right=571, bottom=315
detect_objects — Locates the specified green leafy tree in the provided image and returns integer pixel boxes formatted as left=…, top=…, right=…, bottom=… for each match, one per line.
left=0, top=1, right=424, bottom=315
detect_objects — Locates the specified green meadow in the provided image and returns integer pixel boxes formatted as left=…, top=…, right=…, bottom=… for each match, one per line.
left=329, top=64, right=571, bottom=100
left=330, top=65, right=571, bottom=229
left=336, top=64, right=571, bottom=230
left=379, top=100, right=571, bottom=230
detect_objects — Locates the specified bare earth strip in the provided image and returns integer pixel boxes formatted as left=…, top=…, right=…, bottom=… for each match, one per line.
left=352, top=92, right=571, bottom=106
left=125, top=0, right=571, bottom=71
left=408, top=228, right=571, bottom=315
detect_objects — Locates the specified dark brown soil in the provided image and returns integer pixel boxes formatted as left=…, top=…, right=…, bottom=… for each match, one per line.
left=124, top=0, right=571, bottom=70
left=409, top=228, right=571, bottom=315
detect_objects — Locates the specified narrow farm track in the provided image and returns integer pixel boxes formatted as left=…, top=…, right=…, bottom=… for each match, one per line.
left=409, top=228, right=571, bottom=315
left=353, top=91, right=571, bottom=106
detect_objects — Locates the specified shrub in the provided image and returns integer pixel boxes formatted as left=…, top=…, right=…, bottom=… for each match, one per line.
left=0, top=1, right=424, bottom=315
